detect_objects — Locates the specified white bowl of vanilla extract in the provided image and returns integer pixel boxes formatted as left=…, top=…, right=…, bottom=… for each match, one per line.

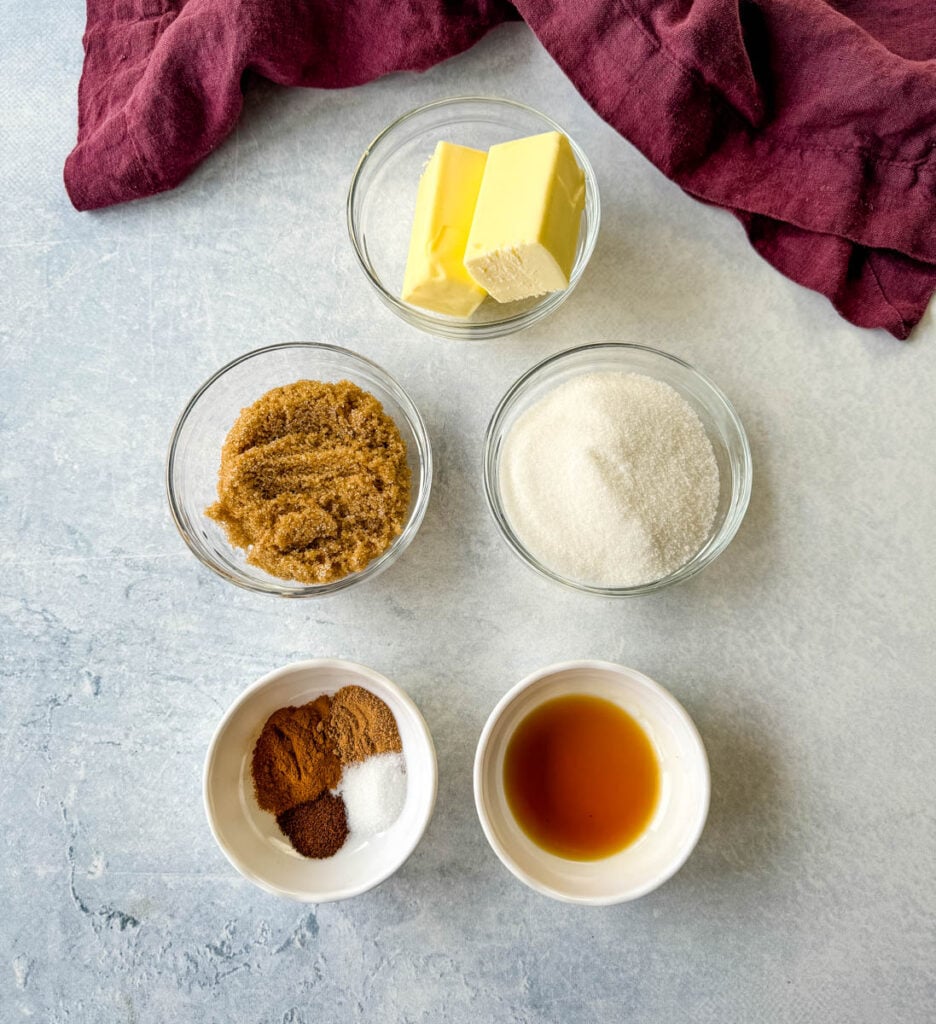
left=473, top=661, right=709, bottom=904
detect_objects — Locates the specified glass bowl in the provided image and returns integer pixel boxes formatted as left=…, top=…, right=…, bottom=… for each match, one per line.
left=347, top=96, right=600, bottom=340
left=483, top=343, right=752, bottom=596
left=166, top=342, right=432, bottom=597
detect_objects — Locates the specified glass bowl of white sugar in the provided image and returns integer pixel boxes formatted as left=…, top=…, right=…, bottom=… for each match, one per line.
left=483, top=343, right=752, bottom=595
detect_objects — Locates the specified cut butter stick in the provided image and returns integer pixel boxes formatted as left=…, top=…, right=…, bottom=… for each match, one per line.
left=464, top=131, right=585, bottom=303
left=401, top=141, right=488, bottom=317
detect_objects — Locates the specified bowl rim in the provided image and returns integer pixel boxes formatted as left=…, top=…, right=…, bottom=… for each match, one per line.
left=346, top=94, right=601, bottom=340
left=165, top=341, right=433, bottom=597
left=482, top=341, right=753, bottom=596
left=472, top=659, right=711, bottom=905
left=203, top=657, right=439, bottom=902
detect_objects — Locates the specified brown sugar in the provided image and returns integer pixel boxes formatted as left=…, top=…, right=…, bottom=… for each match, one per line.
left=328, top=685, right=403, bottom=764
left=251, top=697, right=341, bottom=816
left=277, top=793, right=349, bottom=859
left=206, top=379, right=410, bottom=584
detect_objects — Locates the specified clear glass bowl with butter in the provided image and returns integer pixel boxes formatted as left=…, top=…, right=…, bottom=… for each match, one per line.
left=347, top=97, right=601, bottom=341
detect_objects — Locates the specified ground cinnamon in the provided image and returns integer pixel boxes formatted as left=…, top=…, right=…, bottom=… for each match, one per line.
left=251, top=696, right=341, bottom=815
left=277, top=793, right=349, bottom=859
left=328, top=685, right=403, bottom=764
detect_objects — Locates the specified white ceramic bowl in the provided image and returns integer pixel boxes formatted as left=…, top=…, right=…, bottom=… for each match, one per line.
left=204, top=659, right=437, bottom=902
left=474, top=661, right=709, bottom=904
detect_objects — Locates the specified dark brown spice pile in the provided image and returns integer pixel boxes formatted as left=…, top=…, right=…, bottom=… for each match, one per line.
left=276, top=793, right=349, bottom=859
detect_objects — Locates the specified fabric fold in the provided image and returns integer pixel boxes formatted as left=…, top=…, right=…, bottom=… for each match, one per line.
left=65, top=0, right=936, bottom=338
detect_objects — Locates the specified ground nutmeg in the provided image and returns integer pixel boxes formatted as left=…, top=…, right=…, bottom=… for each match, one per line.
left=328, top=684, right=403, bottom=764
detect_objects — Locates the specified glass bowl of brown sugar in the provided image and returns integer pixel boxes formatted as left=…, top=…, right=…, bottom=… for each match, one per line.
left=166, top=342, right=432, bottom=596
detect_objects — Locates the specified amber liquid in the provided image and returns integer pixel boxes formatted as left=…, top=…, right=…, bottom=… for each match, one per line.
left=503, top=694, right=661, bottom=860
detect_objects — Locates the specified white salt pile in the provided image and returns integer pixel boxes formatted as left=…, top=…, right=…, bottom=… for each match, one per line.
left=338, top=752, right=407, bottom=838
left=500, top=371, right=719, bottom=586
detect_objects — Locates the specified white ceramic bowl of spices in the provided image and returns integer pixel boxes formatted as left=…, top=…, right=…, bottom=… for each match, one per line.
left=483, top=342, right=751, bottom=595
left=204, top=659, right=437, bottom=902
left=474, top=661, right=710, bottom=904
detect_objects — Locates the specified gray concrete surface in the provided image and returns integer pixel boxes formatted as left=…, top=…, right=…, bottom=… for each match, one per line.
left=2, top=12, right=934, bottom=1023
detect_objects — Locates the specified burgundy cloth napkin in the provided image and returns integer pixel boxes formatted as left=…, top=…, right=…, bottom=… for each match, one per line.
left=65, top=1, right=936, bottom=338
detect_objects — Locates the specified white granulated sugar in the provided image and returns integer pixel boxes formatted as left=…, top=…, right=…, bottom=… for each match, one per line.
left=338, top=752, right=407, bottom=838
left=500, top=371, right=719, bottom=586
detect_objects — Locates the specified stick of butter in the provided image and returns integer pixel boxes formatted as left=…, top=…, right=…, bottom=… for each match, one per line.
left=401, top=141, right=488, bottom=318
left=464, top=132, right=585, bottom=303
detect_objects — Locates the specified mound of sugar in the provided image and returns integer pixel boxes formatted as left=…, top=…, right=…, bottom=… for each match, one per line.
left=338, top=752, right=407, bottom=838
left=500, top=372, right=719, bottom=586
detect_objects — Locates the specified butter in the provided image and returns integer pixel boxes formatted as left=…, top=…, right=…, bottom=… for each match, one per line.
left=401, top=141, right=488, bottom=317
left=464, top=132, right=585, bottom=303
